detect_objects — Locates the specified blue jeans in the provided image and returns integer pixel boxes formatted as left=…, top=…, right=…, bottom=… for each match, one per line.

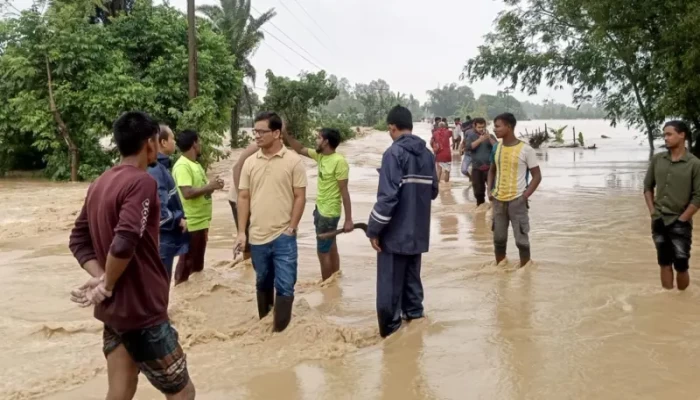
left=250, top=233, right=298, bottom=296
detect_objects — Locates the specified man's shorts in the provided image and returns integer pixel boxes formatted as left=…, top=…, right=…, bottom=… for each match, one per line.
left=229, top=200, right=250, bottom=253
left=313, top=207, right=340, bottom=253
left=652, top=218, right=692, bottom=272
left=438, top=162, right=452, bottom=172
left=103, top=321, right=189, bottom=394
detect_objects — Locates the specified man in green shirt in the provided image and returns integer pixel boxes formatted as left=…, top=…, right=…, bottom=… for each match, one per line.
left=172, top=130, right=224, bottom=285
left=283, top=126, right=354, bottom=281
left=644, top=121, right=700, bottom=290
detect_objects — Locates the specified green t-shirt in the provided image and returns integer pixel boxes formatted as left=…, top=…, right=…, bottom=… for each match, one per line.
left=172, top=156, right=212, bottom=231
left=308, top=149, right=349, bottom=218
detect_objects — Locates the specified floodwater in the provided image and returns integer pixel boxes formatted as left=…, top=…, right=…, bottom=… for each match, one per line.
left=1, top=120, right=698, bottom=400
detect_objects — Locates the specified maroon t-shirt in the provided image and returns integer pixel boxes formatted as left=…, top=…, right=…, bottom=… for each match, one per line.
left=69, top=164, right=169, bottom=332
left=432, top=128, right=453, bottom=163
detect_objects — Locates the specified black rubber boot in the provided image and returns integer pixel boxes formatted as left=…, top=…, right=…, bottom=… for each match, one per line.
left=273, top=295, right=294, bottom=332
left=256, top=289, right=274, bottom=319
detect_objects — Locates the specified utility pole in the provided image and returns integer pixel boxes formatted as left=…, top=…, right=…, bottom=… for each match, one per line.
left=187, top=0, right=198, bottom=99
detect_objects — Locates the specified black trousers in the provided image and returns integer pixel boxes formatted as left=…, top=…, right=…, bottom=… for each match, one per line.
left=376, top=252, right=424, bottom=338
left=472, top=167, right=489, bottom=205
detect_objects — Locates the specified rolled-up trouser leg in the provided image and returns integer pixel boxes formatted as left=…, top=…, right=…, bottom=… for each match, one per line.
left=492, top=200, right=509, bottom=258
left=376, top=251, right=406, bottom=338
left=509, top=197, right=531, bottom=261
left=401, top=254, right=424, bottom=320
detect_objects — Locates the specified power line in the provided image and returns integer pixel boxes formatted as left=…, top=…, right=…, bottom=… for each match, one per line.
left=251, top=6, right=326, bottom=70
left=262, top=27, right=324, bottom=71
left=289, top=0, right=332, bottom=39
left=261, top=41, right=303, bottom=71
left=277, top=0, right=333, bottom=54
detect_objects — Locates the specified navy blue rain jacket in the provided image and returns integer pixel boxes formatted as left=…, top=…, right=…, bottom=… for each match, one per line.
left=367, top=134, right=439, bottom=255
left=147, top=153, right=189, bottom=256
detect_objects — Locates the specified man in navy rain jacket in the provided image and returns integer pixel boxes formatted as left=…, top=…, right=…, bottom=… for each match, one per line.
left=147, top=125, right=189, bottom=279
left=367, top=105, right=439, bottom=338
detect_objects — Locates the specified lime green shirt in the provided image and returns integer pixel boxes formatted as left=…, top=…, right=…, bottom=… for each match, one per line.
left=172, top=156, right=212, bottom=231
left=308, top=149, right=349, bottom=218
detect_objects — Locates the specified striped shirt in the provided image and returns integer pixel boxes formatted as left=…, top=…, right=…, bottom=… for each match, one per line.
left=491, top=141, right=539, bottom=202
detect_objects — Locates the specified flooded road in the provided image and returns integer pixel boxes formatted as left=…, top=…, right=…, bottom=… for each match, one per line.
left=3, top=120, right=700, bottom=399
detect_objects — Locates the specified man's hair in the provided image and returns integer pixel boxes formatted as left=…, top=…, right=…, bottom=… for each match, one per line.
left=441, top=117, right=448, bottom=122
left=664, top=120, right=690, bottom=139
left=255, top=111, right=283, bottom=132
left=320, top=128, right=341, bottom=149
left=176, top=129, right=199, bottom=152
left=434, top=117, right=441, bottom=122
left=472, top=117, right=486, bottom=126
left=466, top=115, right=472, bottom=120
left=454, top=118, right=461, bottom=122
left=113, top=111, right=159, bottom=157
left=387, top=105, right=413, bottom=131
left=158, top=124, right=172, bottom=143
left=494, top=113, right=517, bottom=129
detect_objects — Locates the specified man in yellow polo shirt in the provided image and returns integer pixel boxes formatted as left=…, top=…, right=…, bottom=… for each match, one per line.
left=283, top=126, right=353, bottom=281
left=235, top=112, right=307, bottom=332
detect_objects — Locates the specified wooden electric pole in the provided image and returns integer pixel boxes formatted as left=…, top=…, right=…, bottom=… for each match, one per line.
left=187, top=0, right=198, bottom=99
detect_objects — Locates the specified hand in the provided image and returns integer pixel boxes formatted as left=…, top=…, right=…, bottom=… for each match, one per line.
left=179, top=218, right=188, bottom=233
left=234, top=233, right=247, bottom=255
left=209, top=179, right=224, bottom=191
left=70, top=275, right=112, bottom=307
left=523, top=192, right=530, bottom=200
left=343, top=219, right=354, bottom=233
left=370, top=237, right=381, bottom=252
left=678, top=217, right=689, bottom=223
left=285, top=227, right=297, bottom=236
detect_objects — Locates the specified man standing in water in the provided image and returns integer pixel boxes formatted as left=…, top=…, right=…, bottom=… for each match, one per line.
left=147, top=124, right=189, bottom=280
left=367, top=105, right=439, bottom=338
left=69, top=111, right=195, bottom=399
left=283, top=127, right=354, bottom=281
left=235, top=111, right=307, bottom=332
left=431, top=121, right=453, bottom=182
left=452, top=117, right=462, bottom=150
left=488, top=113, right=542, bottom=267
left=644, top=121, right=700, bottom=290
left=172, top=130, right=224, bottom=285
left=464, top=118, right=497, bottom=206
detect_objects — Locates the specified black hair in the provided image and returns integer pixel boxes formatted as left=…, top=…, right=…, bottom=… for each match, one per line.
left=664, top=120, right=690, bottom=139
left=494, top=113, right=517, bottom=129
left=387, top=105, right=413, bottom=131
left=176, top=129, right=199, bottom=152
left=472, top=117, right=486, bottom=126
left=454, top=117, right=461, bottom=122
left=158, top=124, right=172, bottom=144
left=320, top=128, right=341, bottom=149
left=466, top=115, right=472, bottom=121
left=441, top=117, right=448, bottom=122
left=113, top=111, right=159, bottom=157
left=255, top=111, right=283, bottom=132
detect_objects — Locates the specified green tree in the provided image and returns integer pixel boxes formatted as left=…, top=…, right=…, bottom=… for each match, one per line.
left=465, top=0, right=666, bottom=150
left=425, top=83, right=475, bottom=118
left=260, top=70, right=339, bottom=145
left=197, top=0, right=275, bottom=147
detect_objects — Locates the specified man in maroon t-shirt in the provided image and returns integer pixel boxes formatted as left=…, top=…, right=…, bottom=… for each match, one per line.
left=69, top=111, right=195, bottom=399
left=431, top=122, right=453, bottom=182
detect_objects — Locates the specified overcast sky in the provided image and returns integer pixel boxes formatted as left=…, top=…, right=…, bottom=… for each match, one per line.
left=8, top=0, right=574, bottom=104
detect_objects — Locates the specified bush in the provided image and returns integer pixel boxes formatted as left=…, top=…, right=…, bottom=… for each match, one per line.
left=315, top=114, right=356, bottom=144
left=374, top=120, right=388, bottom=131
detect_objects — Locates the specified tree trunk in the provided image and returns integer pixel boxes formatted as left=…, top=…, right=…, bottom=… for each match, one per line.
left=186, top=0, right=198, bottom=99
left=46, top=56, right=78, bottom=182
left=230, top=104, right=240, bottom=148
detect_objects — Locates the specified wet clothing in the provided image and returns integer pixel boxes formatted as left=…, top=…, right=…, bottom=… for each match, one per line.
left=652, top=218, right=692, bottom=271
left=367, top=133, right=439, bottom=254
left=465, top=132, right=495, bottom=171
left=103, top=321, right=189, bottom=394
left=174, top=228, right=207, bottom=284
left=431, top=128, right=452, bottom=163
left=492, top=196, right=530, bottom=261
left=147, top=153, right=189, bottom=279
left=376, top=252, right=423, bottom=338
left=644, top=151, right=700, bottom=226
left=472, top=168, right=489, bottom=205
left=461, top=153, right=472, bottom=177
left=250, top=233, right=298, bottom=297
left=491, top=140, right=539, bottom=202
left=69, top=165, right=169, bottom=332
left=314, top=207, right=340, bottom=253
left=438, top=162, right=452, bottom=172
left=367, top=134, right=437, bottom=337
left=307, top=149, right=349, bottom=218
left=173, top=156, right=212, bottom=232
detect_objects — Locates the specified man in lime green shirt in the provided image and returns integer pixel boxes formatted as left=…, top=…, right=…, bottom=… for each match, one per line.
left=172, top=130, right=224, bottom=285
left=283, top=126, right=353, bottom=280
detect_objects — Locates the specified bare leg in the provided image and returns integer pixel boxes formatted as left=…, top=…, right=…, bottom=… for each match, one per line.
left=330, top=241, right=340, bottom=276
left=165, top=380, right=196, bottom=400
left=660, top=266, right=674, bottom=289
left=677, top=271, right=690, bottom=291
left=444, top=171, right=450, bottom=183
left=106, top=345, right=139, bottom=400
left=436, top=164, right=443, bottom=182
left=318, top=251, right=334, bottom=281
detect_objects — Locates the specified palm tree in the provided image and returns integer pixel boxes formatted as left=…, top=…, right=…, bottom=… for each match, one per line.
left=197, top=0, right=275, bottom=147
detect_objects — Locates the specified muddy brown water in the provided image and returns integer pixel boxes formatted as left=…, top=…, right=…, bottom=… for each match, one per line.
left=2, top=121, right=699, bottom=400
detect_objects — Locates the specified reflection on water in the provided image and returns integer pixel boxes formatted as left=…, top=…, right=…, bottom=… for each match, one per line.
left=4, top=120, right=700, bottom=399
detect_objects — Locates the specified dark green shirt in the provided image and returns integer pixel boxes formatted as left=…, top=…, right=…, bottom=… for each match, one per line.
left=643, top=150, right=700, bottom=225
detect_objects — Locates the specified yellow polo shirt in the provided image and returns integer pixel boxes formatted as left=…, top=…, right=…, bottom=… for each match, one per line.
left=239, top=146, right=307, bottom=245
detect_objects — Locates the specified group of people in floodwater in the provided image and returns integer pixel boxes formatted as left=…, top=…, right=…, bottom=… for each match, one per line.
left=65, top=103, right=700, bottom=399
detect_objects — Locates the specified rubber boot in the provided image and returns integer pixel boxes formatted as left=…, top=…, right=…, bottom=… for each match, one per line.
left=273, top=295, right=294, bottom=332
left=256, top=289, right=274, bottom=319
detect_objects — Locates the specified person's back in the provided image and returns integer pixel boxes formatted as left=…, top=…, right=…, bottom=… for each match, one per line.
left=432, top=128, right=452, bottom=163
